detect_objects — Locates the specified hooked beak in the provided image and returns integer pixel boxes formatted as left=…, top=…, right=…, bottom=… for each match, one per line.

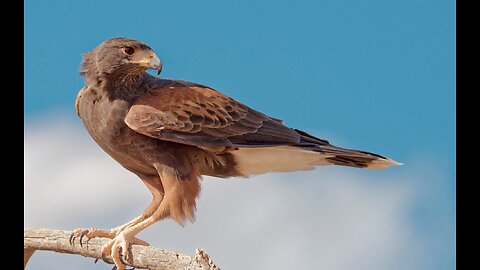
left=149, top=55, right=162, bottom=75
left=130, top=52, right=162, bottom=75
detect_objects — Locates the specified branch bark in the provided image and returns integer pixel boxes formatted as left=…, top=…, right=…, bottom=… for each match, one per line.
left=24, top=227, right=220, bottom=270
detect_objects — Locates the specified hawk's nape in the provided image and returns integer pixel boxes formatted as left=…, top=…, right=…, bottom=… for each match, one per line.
left=70, top=37, right=401, bottom=270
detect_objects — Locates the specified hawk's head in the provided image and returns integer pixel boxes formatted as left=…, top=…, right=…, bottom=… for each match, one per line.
left=80, top=38, right=162, bottom=80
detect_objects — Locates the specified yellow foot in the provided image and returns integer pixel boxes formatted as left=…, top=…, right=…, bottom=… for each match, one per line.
left=69, top=228, right=115, bottom=247
left=100, top=231, right=148, bottom=270
left=69, top=227, right=149, bottom=248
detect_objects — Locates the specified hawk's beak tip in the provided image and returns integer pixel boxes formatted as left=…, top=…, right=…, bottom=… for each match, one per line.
left=149, top=56, right=162, bottom=76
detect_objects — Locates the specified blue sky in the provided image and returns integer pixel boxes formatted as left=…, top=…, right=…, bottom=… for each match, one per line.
left=24, top=0, right=455, bottom=269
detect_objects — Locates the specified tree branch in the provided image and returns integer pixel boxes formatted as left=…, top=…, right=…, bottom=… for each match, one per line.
left=24, top=227, right=220, bottom=270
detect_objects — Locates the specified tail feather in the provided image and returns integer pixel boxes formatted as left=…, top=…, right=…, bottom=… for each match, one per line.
left=315, top=145, right=402, bottom=170
left=296, top=129, right=401, bottom=170
left=229, top=129, right=401, bottom=176
left=230, top=144, right=401, bottom=177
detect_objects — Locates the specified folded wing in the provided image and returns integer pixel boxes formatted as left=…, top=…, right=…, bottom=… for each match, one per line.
left=125, top=79, right=401, bottom=177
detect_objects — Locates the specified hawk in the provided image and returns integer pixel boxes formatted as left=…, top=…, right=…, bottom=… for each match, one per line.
left=70, top=37, right=400, bottom=269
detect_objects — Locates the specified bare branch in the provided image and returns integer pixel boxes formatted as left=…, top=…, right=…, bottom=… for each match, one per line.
left=24, top=227, right=220, bottom=270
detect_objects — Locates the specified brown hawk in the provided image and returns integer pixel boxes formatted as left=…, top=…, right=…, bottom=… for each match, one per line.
left=70, top=37, right=400, bottom=270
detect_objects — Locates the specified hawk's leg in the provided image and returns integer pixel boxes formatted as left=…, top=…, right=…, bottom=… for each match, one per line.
left=102, top=166, right=201, bottom=270
left=69, top=176, right=164, bottom=248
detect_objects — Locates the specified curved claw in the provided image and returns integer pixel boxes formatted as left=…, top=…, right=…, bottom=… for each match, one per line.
left=86, top=237, right=92, bottom=249
left=111, top=265, right=136, bottom=270
left=112, top=265, right=136, bottom=270
left=79, top=230, right=90, bottom=247
left=94, top=258, right=99, bottom=264
left=112, top=266, right=135, bottom=270
left=69, top=233, right=75, bottom=245
left=118, top=246, right=130, bottom=266
left=102, top=251, right=110, bottom=264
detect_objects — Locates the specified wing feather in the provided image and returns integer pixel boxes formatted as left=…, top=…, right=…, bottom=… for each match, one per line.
left=124, top=79, right=400, bottom=173
left=125, top=80, right=300, bottom=148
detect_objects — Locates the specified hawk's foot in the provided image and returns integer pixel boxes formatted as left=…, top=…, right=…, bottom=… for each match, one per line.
left=69, top=227, right=149, bottom=248
left=69, top=228, right=118, bottom=247
left=100, top=231, right=149, bottom=270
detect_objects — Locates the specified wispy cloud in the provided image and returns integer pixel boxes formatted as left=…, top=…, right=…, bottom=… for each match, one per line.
left=24, top=116, right=453, bottom=270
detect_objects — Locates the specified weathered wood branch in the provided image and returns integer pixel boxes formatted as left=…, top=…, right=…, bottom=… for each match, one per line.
left=24, top=228, right=220, bottom=270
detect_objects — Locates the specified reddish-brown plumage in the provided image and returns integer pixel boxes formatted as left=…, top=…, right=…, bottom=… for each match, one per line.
left=72, top=37, right=400, bottom=270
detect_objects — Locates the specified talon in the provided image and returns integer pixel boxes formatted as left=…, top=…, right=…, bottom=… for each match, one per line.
left=118, top=247, right=127, bottom=265
left=123, top=253, right=131, bottom=264
left=79, top=230, right=89, bottom=247
left=111, top=266, right=117, bottom=270
left=117, top=245, right=133, bottom=267
left=102, top=251, right=110, bottom=264
left=94, top=258, right=99, bottom=264
left=121, top=245, right=132, bottom=263
left=69, top=233, right=75, bottom=245
left=86, top=236, right=93, bottom=246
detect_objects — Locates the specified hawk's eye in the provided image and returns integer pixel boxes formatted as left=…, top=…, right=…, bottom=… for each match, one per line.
left=123, top=47, right=135, bottom=55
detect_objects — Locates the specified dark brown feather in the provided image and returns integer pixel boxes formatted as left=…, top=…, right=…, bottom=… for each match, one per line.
left=125, top=80, right=301, bottom=148
left=124, top=78, right=399, bottom=170
left=73, top=37, right=400, bottom=270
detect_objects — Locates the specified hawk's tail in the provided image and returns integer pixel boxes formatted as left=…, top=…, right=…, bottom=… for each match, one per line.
left=308, top=144, right=401, bottom=170
left=294, top=128, right=401, bottom=170
left=229, top=129, right=401, bottom=177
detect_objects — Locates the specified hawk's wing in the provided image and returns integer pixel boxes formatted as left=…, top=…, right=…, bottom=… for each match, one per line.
left=125, top=79, right=400, bottom=175
left=125, top=80, right=302, bottom=148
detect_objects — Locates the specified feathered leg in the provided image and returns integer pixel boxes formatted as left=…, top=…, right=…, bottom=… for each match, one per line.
left=103, top=164, right=201, bottom=270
